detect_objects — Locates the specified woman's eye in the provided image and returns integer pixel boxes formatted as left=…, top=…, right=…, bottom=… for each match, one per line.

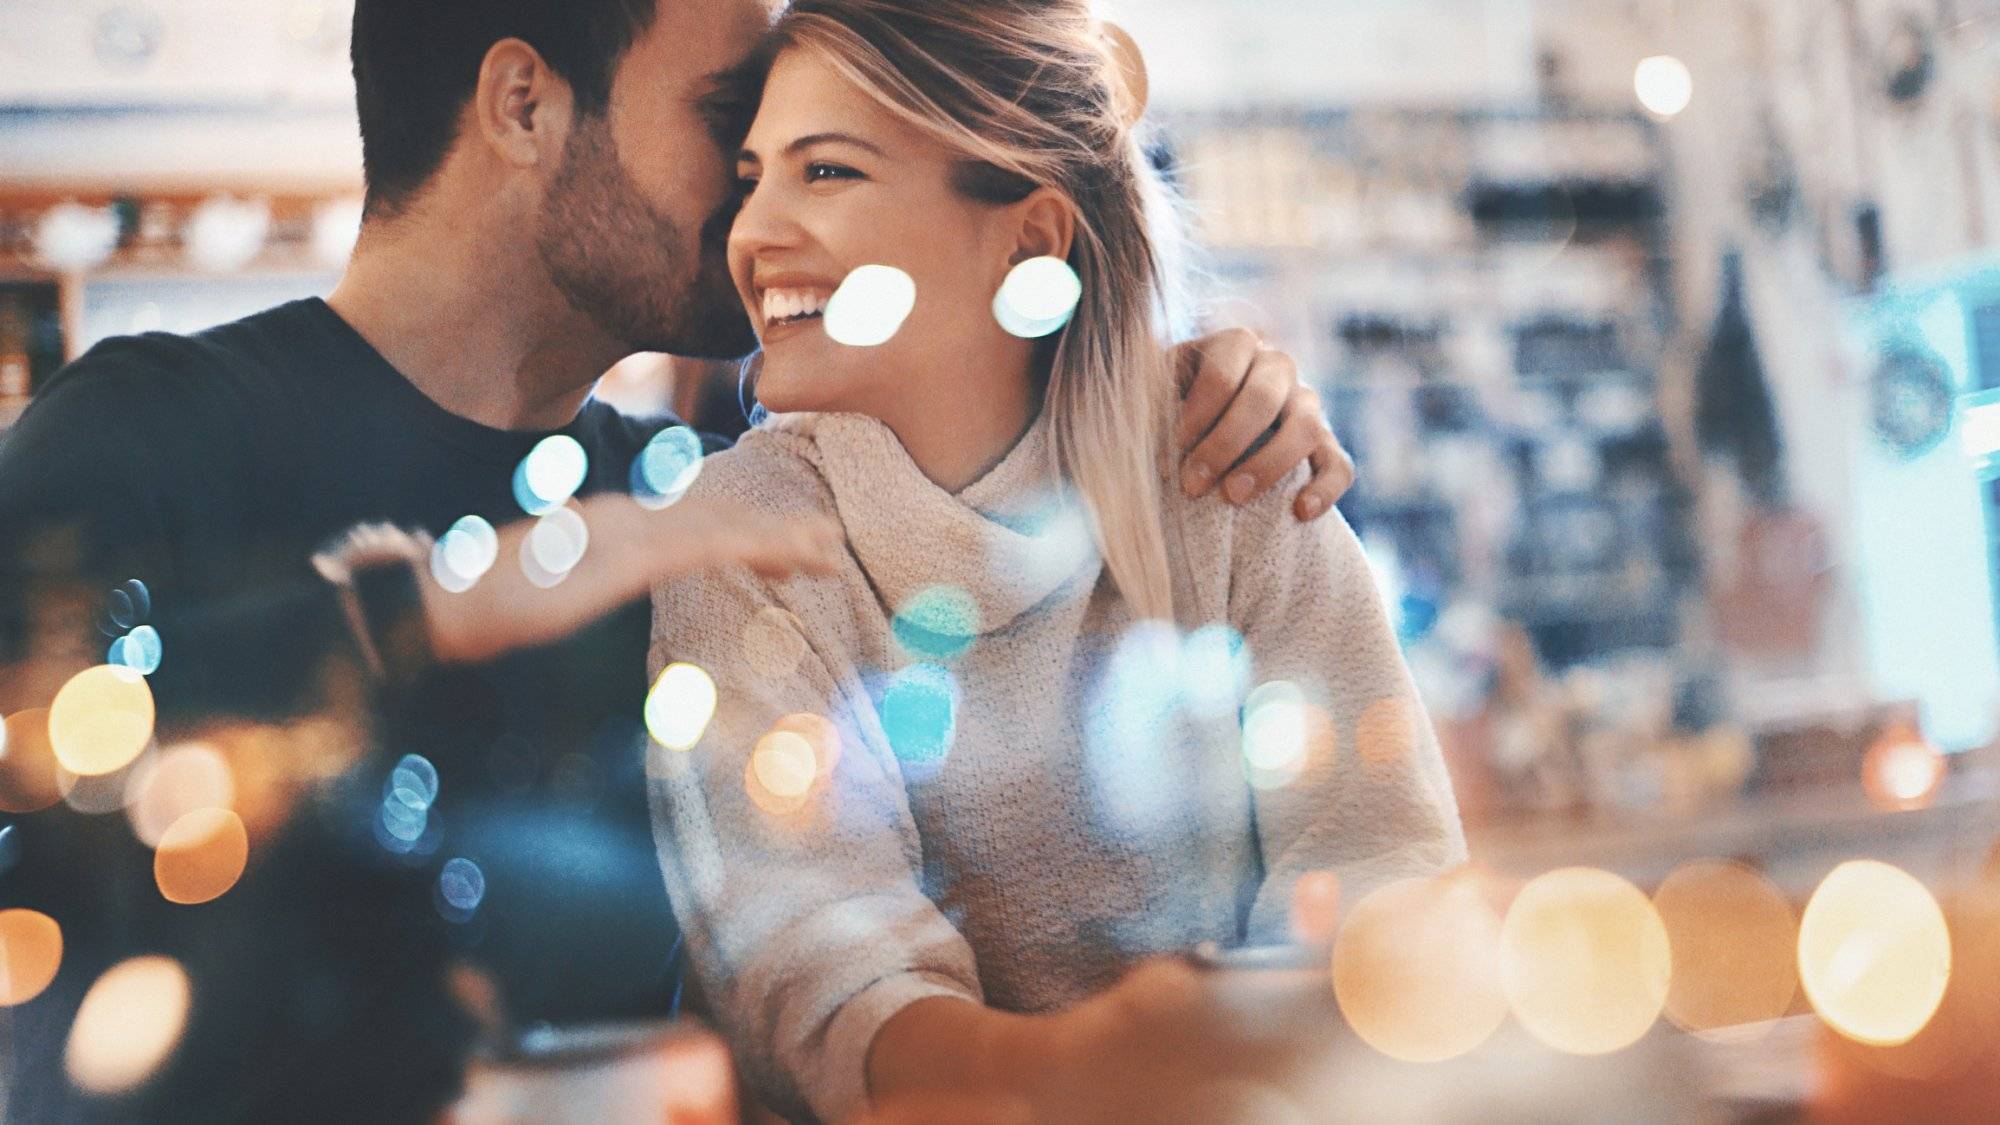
left=805, top=162, right=862, bottom=183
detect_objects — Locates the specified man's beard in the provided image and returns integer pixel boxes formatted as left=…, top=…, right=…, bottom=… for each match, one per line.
left=536, top=117, right=756, bottom=360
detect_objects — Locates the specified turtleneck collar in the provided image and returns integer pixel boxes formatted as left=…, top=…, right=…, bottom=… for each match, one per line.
left=796, top=411, right=1102, bottom=635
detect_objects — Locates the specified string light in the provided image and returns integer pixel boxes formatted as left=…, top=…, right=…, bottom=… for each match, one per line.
left=1798, top=860, right=1951, bottom=1047
left=1501, top=867, right=1672, bottom=1056
left=1333, top=871, right=1508, bottom=1062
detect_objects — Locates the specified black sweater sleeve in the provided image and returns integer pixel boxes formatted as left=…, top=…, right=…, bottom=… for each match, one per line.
left=0, top=340, right=357, bottom=727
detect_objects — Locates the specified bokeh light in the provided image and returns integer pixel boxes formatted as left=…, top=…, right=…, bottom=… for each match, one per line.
left=65, top=955, right=191, bottom=1096
left=154, top=807, right=249, bottom=905
left=49, top=665, right=156, bottom=777
left=107, top=578, right=151, bottom=631
left=1242, top=681, right=1330, bottom=791
left=513, top=434, right=589, bottom=516
left=1290, top=870, right=1342, bottom=947
left=746, top=729, right=818, bottom=817
left=994, top=256, right=1083, bottom=339
left=772, top=712, right=843, bottom=778
left=0, top=708, right=67, bottom=813
left=881, top=664, right=958, bottom=767
left=741, top=606, right=811, bottom=679
left=1798, top=860, right=1951, bottom=1047
left=647, top=663, right=718, bottom=751
left=1652, top=860, right=1798, bottom=1040
left=1862, top=729, right=1947, bottom=812
left=522, top=505, right=590, bottom=589
left=376, top=753, right=440, bottom=858
left=1501, top=867, right=1672, bottom=1056
left=632, top=426, right=706, bottom=510
left=891, top=586, right=980, bottom=662
left=430, top=515, right=500, bottom=594
left=0, top=909, right=63, bottom=1006
left=436, top=857, right=486, bottom=924
left=1635, top=55, right=1694, bottom=118
left=1180, top=624, right=1250, bottom=719
left=126, top=743, right=236, bottom=849
left=110, top=624, right=164, bottom=676
left=824, top=264, right=917, bottom=347
left=1332, top=871, right=1508, bottom=1062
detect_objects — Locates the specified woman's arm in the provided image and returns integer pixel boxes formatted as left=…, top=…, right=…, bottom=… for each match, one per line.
left=1226, top=470, right=1468, bottom=938
left=649, top=553, right=984, bottom=1124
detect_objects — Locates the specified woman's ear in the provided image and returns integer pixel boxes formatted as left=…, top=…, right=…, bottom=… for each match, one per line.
left=1009, top=188, right=1078, bottom=266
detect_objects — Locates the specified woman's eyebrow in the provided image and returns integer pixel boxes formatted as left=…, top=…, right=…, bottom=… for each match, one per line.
left=781, top=132, right=889, bottom=158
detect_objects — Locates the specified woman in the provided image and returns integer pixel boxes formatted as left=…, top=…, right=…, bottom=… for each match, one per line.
left=649, top=2, right=1466, bottom=1120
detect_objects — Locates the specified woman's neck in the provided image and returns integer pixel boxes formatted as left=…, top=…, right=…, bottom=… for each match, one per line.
left=876, top=353, right=1042, bottom=494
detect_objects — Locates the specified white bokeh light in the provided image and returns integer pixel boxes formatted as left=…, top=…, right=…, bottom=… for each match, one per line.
left=823, top=265, right=917, bottom=347
left=515, top=435, right=589, bottom=515
left=1635, top=55, right=1694, bottom=118
left=33, top=203, right=121, bottom=273
left=994, top=256, right=1082, bottom=339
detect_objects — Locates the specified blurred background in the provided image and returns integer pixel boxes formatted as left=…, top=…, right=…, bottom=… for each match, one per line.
left=3, top=0, right=2000, bottom=1120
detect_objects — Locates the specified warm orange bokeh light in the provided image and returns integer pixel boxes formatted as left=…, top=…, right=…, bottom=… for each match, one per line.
left=0, top=708, right=67, bottom=814
left=745, top=730, right=818, bottom=818
left=154, top=807, right=249, bottom=905
left=1653, top=860, right=1798, bottom=1039
left=1332, top=871, right=1508, bottom=1062
left=65, top=955, right=191, bottom=1095
left=771, top=712, right=843, bottom=778
left=1501, top=867, right=1671, bottom=1056
left=1861, top=730, right=1946, bottom=813
left=1290, top=870, right=1342, bottom=947
left=127, top=743, right=236, bottom=849
left=0, top=909, right=63, bottom=1006
left=1799, top=861, right=1951, bottom=1048
left=48, top=665, right=156, bottom=777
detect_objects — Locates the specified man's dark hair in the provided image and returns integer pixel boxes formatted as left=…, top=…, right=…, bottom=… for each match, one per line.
left=350, top=0, right=659, bottom=217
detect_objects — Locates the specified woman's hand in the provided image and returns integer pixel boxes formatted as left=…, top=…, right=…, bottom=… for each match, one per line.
left=868, top=957, right=1339, bottom=1124
left=1171, top=328, right=1355, bottom=522
left=424, top=494, right=843, bottom=665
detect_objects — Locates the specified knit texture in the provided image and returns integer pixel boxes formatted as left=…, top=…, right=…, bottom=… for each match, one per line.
left=648, top=412, right=1466, bottom=1123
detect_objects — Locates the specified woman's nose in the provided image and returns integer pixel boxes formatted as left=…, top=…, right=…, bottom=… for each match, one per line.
left=728, top=183, right=802, bottom=259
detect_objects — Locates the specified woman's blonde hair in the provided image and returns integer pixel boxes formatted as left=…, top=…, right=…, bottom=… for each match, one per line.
left=765, top=0, right=1182, bottom=621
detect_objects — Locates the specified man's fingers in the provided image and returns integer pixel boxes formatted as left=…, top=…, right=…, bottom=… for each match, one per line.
left=1215, top=398, right=1320, bottom=508
left=1174, top=327, right=1261, bottom=451
left=1293, top=435, right=1356, bottom=523
left=1183, top=350, right=1291, bottom=500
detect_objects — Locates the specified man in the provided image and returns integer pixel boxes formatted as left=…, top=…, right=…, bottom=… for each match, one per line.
left=0, top=0, right=1350, bottom=1118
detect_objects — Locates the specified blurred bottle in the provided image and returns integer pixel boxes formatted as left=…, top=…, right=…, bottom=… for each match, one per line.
left=1, top=293, right=34, bottom=417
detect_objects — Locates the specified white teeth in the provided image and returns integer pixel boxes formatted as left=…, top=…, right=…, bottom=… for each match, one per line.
left=761, top=287, right=831, bottom=324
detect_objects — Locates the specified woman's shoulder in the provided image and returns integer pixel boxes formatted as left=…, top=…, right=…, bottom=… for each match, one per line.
left=1161, top=464, right=1345, bottom=621
left=686, top=425, right=837, bottom=518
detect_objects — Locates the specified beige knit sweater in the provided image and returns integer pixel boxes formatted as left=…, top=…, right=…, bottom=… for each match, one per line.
left=648, top=412, right=1466, bottom=1123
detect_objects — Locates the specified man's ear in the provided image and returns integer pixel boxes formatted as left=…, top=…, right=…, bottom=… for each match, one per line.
left=1009, top=187, right=1078, bottom=266
left=473, top=38, right=575, bottom=170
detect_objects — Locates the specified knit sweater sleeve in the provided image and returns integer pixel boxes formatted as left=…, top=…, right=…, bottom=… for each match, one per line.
left=1226, top=468, right=1469, bottom=942
left=647, top=456, right=981, bottom=1125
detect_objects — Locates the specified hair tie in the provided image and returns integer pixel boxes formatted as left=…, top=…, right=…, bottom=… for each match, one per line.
left=1097, top=21, right=1150, bottom=130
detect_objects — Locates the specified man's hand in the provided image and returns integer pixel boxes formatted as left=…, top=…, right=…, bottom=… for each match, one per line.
left=1171, top=328, right=1355, bottom=522
left=424, top=494, right=842, bottom=665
